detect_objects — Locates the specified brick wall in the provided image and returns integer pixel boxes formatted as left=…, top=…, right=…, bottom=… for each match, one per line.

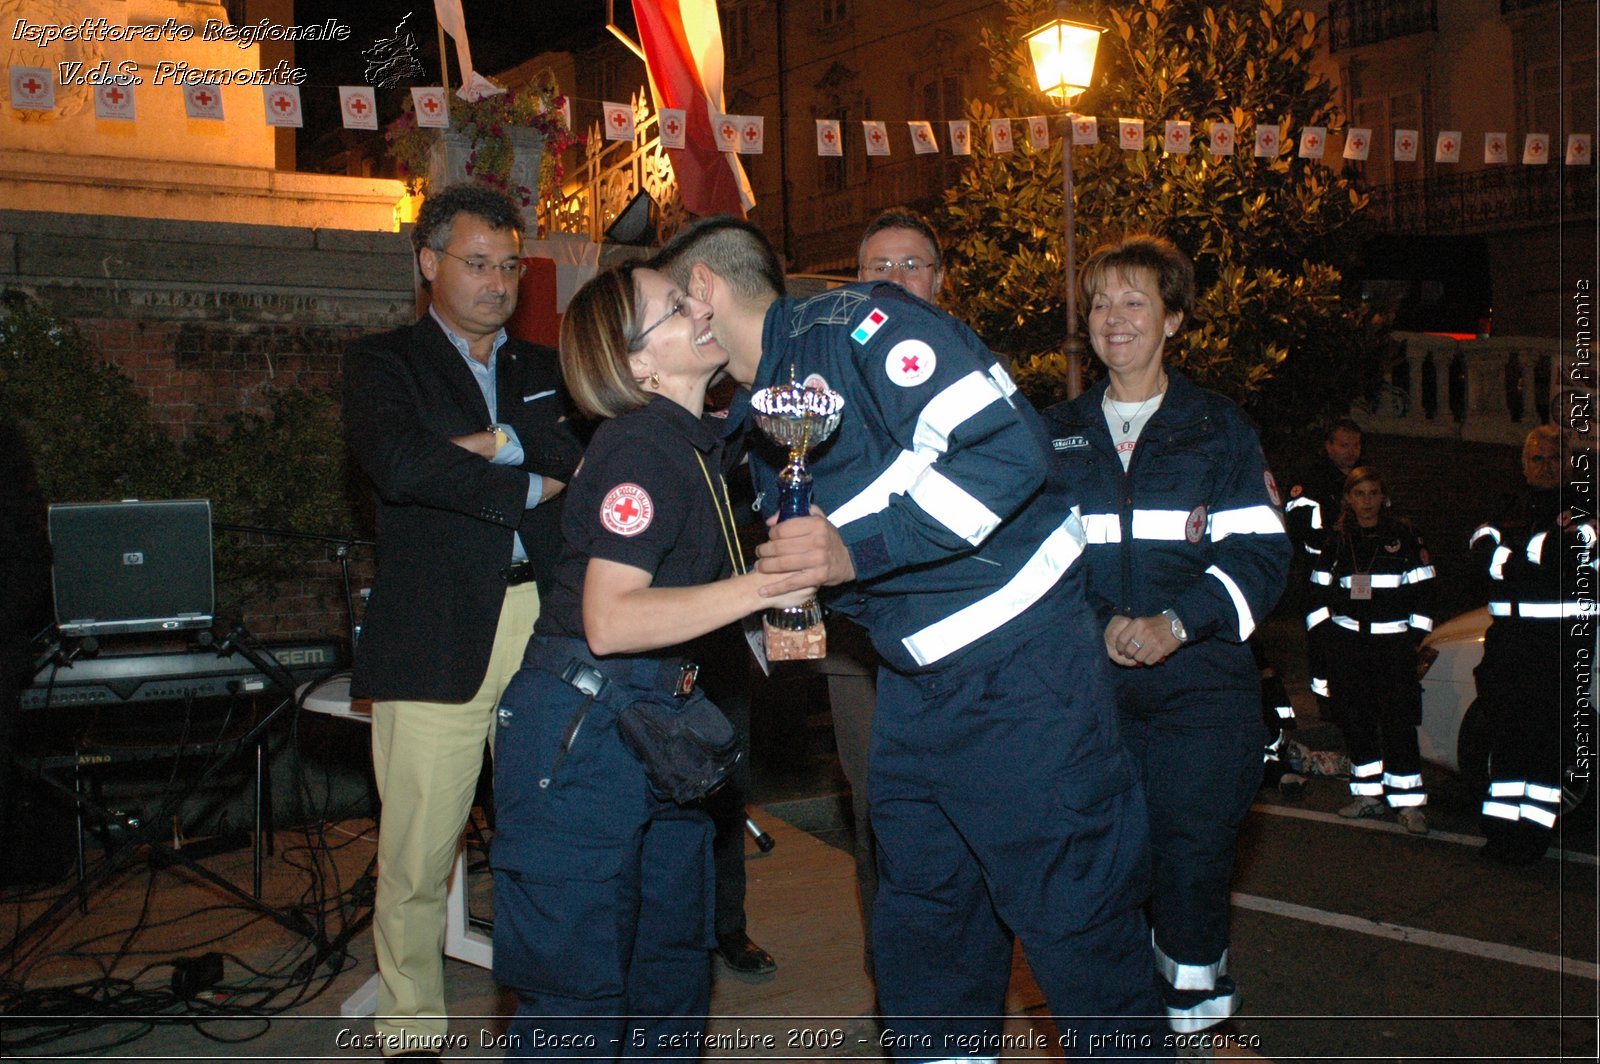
left=2, top=209, right=411, bottom=642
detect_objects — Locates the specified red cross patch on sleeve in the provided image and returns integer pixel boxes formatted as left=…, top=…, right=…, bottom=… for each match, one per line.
left=600, top=483, right=654, bottom=537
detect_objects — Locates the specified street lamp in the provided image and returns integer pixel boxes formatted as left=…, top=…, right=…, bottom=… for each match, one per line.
left=1025, top=7, right=1104, bottom=399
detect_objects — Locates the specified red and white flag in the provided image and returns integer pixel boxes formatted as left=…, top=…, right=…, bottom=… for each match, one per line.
left=1164, top=120, right=1191, bottom=154
left=184, top=83, right=225, bottom=120
left=1342, top=127, right=1371, bottom=161
left=948, top=120, right=971, bottom=156
left=9, top=66, right=54, bottom=110
left=816, top=119, right=842, bottom=157
left=1071, top=114, right=1098, bottom=145
left=633, top=0, right=754, bottom=216
left=737, top=115, right=764, bottom=154
left=658, top=107, right=687, bottom=149
left=1298, top=126, right=1326, bottom=159
left=863, top=120, right=890, bottom=156
left=412, top=87, right=449, bottom=128
left=1483, top=132, right=1507, bottom=164
left=1393, top=128, right=1419, bottom=162
left=1434, top=130, right=1461, bottom=163
left=1566, top=134, right=1591, bottom=166
left=93, top=81, right=136, bottom=121
left=263, top=86, right=303, bottom=128
left=1119, top=118, right=1144, bottom=150
left=1522, top=133, right=1549, bottom=165
left=909, top=120, right=938, bottom=154
left=1209, top=121, right=1235, bottom=155
left=989, top=118, right=1013, bottom=153
left=713, top=114, right=739, bottom=153
left=1027, top=116, right=1050, bottom=151
left=1253, top=124, right=1280, bottom=157
left=603, top=101, right=635, bottom=142
left=338, top=86, right=378, bottom=130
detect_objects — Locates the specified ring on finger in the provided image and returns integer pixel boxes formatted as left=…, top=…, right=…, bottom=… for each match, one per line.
left=1129, top=639, right=1144, bottom=651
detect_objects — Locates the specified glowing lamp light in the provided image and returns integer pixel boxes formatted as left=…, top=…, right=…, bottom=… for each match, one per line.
left=1025, top=16, right=1105, bottom=103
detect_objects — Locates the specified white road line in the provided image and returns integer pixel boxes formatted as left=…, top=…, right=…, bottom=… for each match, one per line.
left=1230, top=891, right=1600, bottom=982
left=1250, top=802, right=1600, bottom=867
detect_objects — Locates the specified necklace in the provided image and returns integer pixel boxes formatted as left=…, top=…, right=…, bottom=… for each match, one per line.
left=1103, top=376, right=1168, bottom=434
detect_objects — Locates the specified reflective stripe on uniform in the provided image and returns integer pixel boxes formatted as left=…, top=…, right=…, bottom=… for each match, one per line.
left=1469, top=523, right=1501, bottom=549
left=1286, top=495, right=1322, bottom=530
left=1332, top=615, right=1410, bottom=634
left=1207, top=564, right=1257, bottom=639
left=907, top=467, right=1001, bottom=546
left=1209, top=504, right=1286, bottom=540
left=1489, top=545, right=1511, bottom=581
left=1081, top=512, right=1120, bottom=544
left=1310, top=676, right=1329, bottom=696
left=1153, top=939, right=1228, bottom=992
left=1526, top=531, right=1548, bottom=565
left=1482, top=800, right=1521, bottom=821
left=1527, top=783, right=1563, bottom=804
left=1131, top=508, right=1191, bottom=541
left=1411, top=613, right=1434, bottom=632
left=1305, top=606, right=1331, bottom=629
left=1522, top=804, right=1558, bottom=828
left=1488, top=600, right=1584, bottom=618
left=1489, top=780, right=1527, bottom=798
left=900, top=511, right=1084, bottom=667
left=1309, top=569, right=1334, bottom=585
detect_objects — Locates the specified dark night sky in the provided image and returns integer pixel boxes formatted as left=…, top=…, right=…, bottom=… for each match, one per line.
left=291, top=1, right=613, bottom=169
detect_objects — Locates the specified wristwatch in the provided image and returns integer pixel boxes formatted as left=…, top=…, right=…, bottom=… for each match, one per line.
left=1162, top=608, right=1189, bottom=644
left=488, top=424, right=509, bottom=454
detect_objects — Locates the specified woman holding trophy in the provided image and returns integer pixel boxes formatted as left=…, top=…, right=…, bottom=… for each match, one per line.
left=488, top=262, right=814, bottom=1058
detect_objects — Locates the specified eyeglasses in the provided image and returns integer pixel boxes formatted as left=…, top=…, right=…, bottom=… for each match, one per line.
left=436, top=249, right=525, bottom=278
left=865, top=257, right=933, bottom=277
left=631, top=296, right=688, bottom=350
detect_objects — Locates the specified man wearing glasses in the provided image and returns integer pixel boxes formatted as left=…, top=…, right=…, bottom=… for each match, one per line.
left=858, top=208, right=945, bottom=303
left=344, top=182, right=582, bottom=1058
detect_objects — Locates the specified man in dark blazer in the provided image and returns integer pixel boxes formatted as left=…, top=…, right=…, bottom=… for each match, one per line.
left=343, top=183, right=581, bottom=1057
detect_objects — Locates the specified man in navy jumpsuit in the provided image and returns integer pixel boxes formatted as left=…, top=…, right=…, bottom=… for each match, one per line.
left=653, top=218, right=1164, bottom=1061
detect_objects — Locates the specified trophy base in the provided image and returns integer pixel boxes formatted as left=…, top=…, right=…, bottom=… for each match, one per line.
left=763, top=618, right=827, bottom=660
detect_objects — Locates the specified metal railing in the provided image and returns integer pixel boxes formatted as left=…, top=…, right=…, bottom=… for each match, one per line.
left=541, top=88, right=689, bottom=246
left=1328, top=0, right=1437, bottom=52
left=1366, top=163, right=1596, bottom=233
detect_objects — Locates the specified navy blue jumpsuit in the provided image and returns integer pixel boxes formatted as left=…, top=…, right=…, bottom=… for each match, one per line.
left=491, top=396, right=737, bottom=1060
left=1048, top=370, right=1289, bottom=1033
left=729, top=283, right=1164, bottom=1060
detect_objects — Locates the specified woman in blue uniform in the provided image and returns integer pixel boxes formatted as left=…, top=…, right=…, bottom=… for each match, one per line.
left=1306, top=466, right=1435, bottom=833
left=1046, top=235, right=1290, bottom=1038
left=489, top=262, right=813, bottom=1059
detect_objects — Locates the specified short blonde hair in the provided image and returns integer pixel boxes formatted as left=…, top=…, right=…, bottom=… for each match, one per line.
left=559, top=263, right=651, bottom=419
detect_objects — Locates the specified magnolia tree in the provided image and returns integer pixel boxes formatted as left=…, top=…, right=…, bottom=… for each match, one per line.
left=941, top=0, right=1386, bottom=439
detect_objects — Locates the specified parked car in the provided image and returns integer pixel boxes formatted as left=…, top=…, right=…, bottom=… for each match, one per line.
left=1418, top=607, right=1593, bottom=815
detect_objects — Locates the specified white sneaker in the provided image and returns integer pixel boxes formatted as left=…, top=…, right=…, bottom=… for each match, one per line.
left=1397, top=808, right=1429, bottom=835
left=1339, top=796, right=1386, bottom=819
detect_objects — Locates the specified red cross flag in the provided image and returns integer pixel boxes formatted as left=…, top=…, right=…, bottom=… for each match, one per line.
left=1342, top=127, right=1371, bottom=161
left=949, top=119, right=971, bottom=156
left=1393, top=128, right=1418, bottom=162
left=184, top=83, right=225, bottom=120
left=909, top=120, right=938, bottom=155
left=1523, top=133, right=1549, bottom=165
left=1298, top=125, right=1326, bottom=159
left=816, top=118, right=842, bottom=157
left=1164, top=120, right=1191, bottom=155
left=863, top=120, right=891, bottom=157
left=93, top=81, right=136, bottom=121
left=659, top=107, right=687, bottom=149
left=9, top=66, right=55, bottom=111
left=1072, top=114, right=1099, bottom=146
left=1209, top=121, right=1235, bottom=156
left=1027, top=116, right=1050, bottom=151
left=603, top=101, right=636, bottom=142
left=412, top=87, right=449, bottom=128
left=737, top=115, right=764, bottom=154
left=263, top=86, right=303, bottom=128
left=1253, top=123, right=1279, bottom=157
left=338, top=86, right=378, bottom=131
left=1566, top=134, right=1591, bottom=166
left=1483, top=132, right=1507, bottom=164
left=714, top=114, right=739, bottom=152
left=1434, top=130, right=1461, bottom=164
left=989, top=118, right=1013, bottom=153
left=1118, top=118, right=1144, bottom=150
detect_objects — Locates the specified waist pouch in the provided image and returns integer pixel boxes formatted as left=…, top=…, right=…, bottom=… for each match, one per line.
left=616, top=689, right=741, bottom=805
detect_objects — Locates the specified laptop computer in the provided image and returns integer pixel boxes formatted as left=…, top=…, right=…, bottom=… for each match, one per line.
left=48, top=499, right=216, bottom=638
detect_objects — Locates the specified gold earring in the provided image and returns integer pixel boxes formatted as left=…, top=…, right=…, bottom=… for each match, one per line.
left=648, top=373, right=660, bottom=389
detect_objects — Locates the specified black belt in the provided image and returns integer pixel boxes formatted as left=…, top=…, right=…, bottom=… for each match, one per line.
left=528, top=637, right=699, bottom=699
left=503, top=559, right=537, bottom=585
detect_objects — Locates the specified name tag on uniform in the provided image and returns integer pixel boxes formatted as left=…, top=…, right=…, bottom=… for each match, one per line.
left=1349, top=574, right=1372, bottom=600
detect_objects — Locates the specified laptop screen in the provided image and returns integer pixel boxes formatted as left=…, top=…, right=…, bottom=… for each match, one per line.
left=48, top=499, right=215, bottom=638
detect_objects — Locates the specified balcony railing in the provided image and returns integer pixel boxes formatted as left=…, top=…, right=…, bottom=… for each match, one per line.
left=1353, top=332, right=1563, bottom=445
left=1329, top=0, right=1437, bottom=52
left=1500, top=0, right=1559, bottom=13
left=1366, top=163, right=1596, bottom=234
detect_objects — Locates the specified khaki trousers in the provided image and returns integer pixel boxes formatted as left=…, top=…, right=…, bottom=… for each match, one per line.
left=370, top=581, right=538, bottom=1052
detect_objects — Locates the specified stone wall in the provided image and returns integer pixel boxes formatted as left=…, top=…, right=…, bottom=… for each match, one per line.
left=2, top=208, right=415, bottom=641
